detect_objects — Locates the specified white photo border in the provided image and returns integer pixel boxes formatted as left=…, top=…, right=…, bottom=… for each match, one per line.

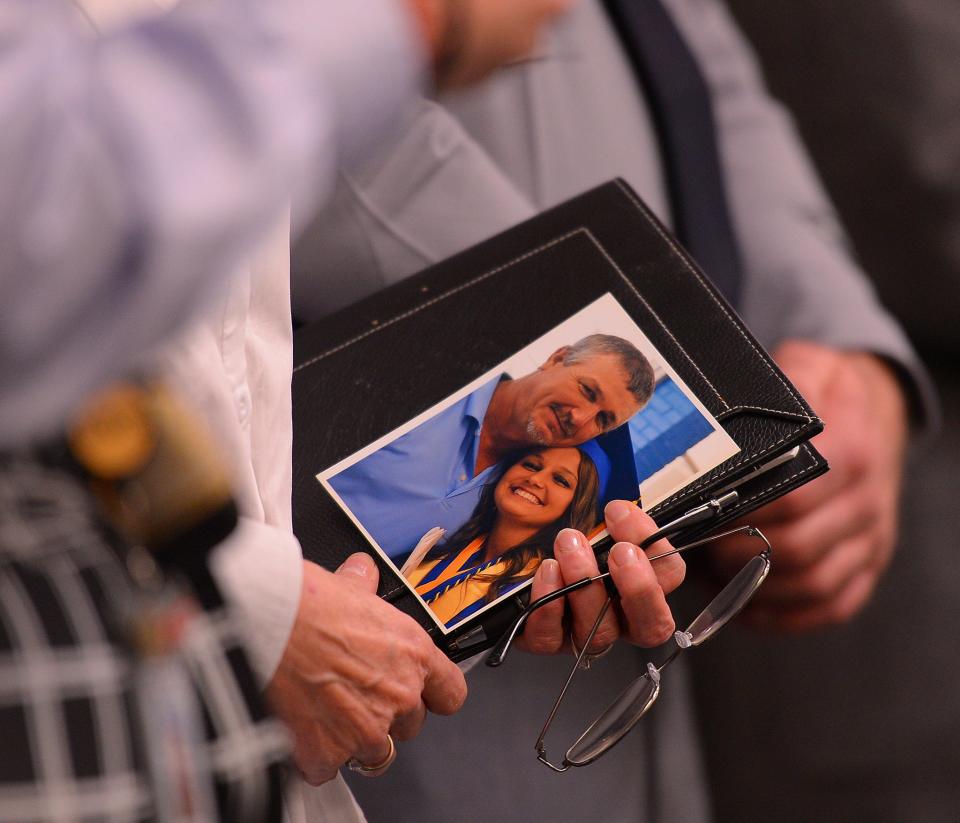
left=318, top=293, right=740, bottom=634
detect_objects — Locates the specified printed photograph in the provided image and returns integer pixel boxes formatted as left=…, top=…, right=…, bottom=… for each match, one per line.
left=318, top=293, right=740, bottom=632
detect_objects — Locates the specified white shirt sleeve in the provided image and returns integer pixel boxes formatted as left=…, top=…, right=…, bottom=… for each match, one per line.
left=211, top=516, right=304, bottom=682
left=0, top=0, right=424, bottom=444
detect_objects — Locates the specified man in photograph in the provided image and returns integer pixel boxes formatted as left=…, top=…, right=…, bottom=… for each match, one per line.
left=328, top=333, right=655, bottom=562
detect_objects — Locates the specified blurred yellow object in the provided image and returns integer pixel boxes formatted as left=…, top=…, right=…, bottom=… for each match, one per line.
left=69, top=384, right=156, bottom=479
left=68, top=380, right=236, bottom=560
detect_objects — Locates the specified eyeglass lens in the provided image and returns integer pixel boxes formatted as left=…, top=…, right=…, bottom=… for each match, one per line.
left=559, top=536, right=771, bottom=769
left=683, top=551, right=771, bottom=647
left=564, top=662, right=661, bottom=767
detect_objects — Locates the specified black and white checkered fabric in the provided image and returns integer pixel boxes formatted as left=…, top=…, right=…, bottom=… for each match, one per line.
left=0, top=453, right=291, bottom=823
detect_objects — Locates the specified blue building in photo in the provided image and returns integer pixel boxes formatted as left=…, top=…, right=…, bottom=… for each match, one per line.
left=628, top=377, right=714, bottom=483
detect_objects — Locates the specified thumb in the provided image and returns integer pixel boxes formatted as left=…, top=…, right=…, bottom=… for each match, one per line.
left=334, top=552, right=380, bottom=593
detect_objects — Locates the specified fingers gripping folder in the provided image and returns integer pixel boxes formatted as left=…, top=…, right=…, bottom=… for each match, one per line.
left=291, top=180, right=827, bottom=661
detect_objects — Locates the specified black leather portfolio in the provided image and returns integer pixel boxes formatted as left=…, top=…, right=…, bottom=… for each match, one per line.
left=292, top=179, right=828, bottom=660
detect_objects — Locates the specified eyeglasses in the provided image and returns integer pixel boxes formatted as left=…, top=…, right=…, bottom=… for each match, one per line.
left=485, top=497, right=771, bottom=772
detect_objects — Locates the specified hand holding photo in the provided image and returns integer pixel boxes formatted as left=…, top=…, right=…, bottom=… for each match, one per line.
left=400, top=439, right=638, bottom=626
left=319, top=294, right=740, bottom=632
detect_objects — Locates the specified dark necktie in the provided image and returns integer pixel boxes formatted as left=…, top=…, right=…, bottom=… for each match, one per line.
left=602, top=0, right=744, bottom=306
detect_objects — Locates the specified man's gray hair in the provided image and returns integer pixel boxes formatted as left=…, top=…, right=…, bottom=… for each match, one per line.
left=563, top=334, right=655, bottom=405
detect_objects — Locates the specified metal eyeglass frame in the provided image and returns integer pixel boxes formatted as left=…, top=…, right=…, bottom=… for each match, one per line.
left=535, top=525, right=771, bottom=771
left=484, top=491, right=771, bottom=772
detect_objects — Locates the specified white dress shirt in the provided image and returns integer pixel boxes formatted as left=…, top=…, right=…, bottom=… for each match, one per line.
left=68, top=0, right=425, bottom=819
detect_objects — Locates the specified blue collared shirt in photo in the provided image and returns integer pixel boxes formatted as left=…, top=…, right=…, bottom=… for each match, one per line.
left=328, top=375, right=505, bottom=562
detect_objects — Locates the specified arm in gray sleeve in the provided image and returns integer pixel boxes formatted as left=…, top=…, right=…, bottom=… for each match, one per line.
left=0, top=0, right=423, bottom=443
left=292, top=99, right=536, bottom=319
left=665, top=0, right=936, bottom=423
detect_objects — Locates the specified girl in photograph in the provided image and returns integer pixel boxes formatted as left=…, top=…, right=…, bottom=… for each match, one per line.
left=402, top=442, right=607, bottom=628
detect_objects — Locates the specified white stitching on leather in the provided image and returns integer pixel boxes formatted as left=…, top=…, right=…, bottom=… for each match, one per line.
left=612, top=179, right=807, bottom=414
left=293, top=214, right=818, bottom=491
left=580, top=229, right=728, bottom=408
left=720, top=405, right=812, bottom=421
left=294, top=229, right=585, bottom=372
left=649, top=429, right=807, bottom=511
left=295, top=225, right=730, bottom=415
left=729, top=464, right=819, bottom=510
left=651, top=449, right=819, bottom=517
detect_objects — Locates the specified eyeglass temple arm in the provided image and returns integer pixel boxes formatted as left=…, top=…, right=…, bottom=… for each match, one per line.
left=486, top=491, right=739, bottom=667
left=534, top=596, right=614, bottom=773
left=484, top=576, right=599, bottom=667
left=595, top=490, right=739, bottom=570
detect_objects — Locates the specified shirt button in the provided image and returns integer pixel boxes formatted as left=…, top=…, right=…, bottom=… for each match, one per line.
left=430, top=117, right=458, bottom=158
left=236, top=389, right=251, bottom=423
